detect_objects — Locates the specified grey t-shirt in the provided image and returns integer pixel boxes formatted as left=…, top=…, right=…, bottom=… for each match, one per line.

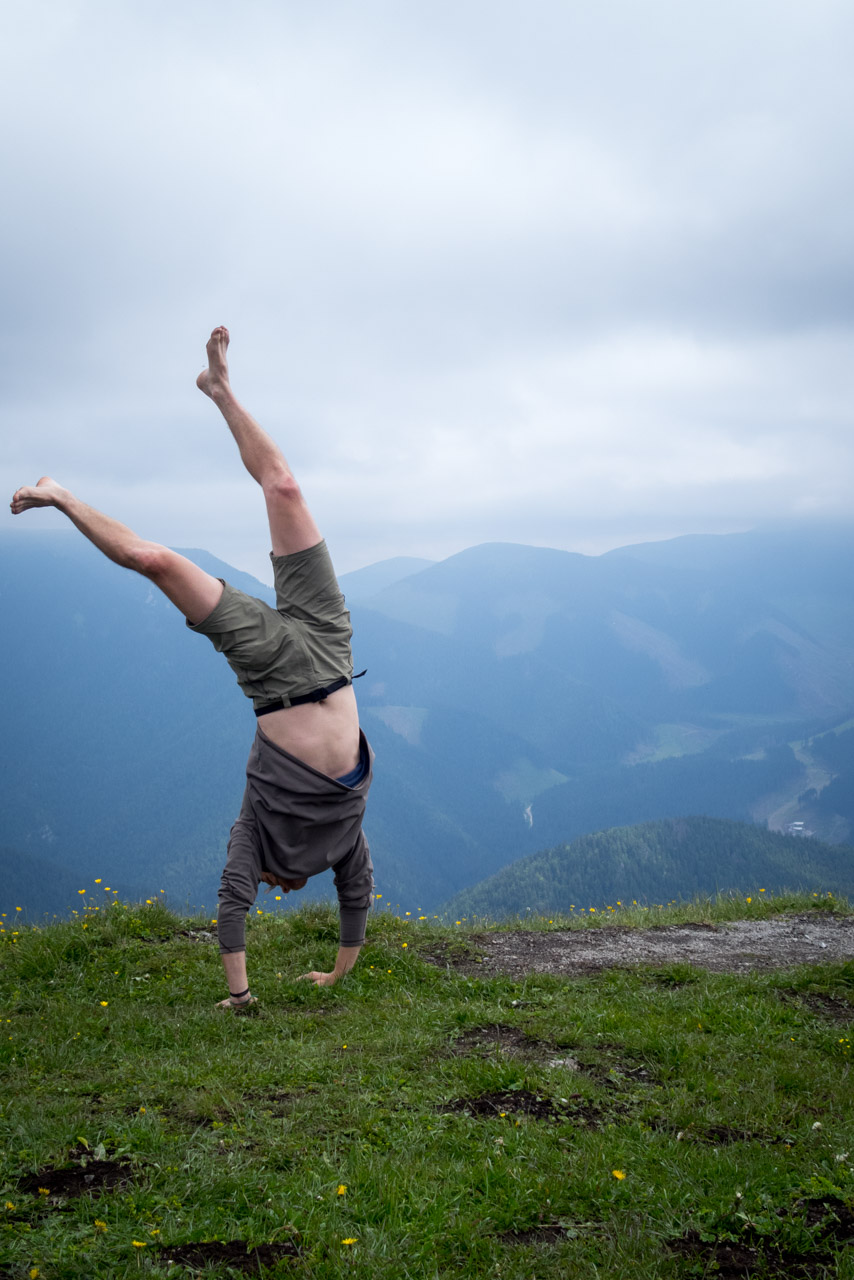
left=217, top=727, right=374, bottom=952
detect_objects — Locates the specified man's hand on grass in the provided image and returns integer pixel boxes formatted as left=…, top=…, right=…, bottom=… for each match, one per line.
left=298, top=970, right=337, bottom=987
left=298, top=946, right=361, bottom=987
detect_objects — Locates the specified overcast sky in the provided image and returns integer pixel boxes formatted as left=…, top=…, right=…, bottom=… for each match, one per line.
left=3, top=0, right=853, bottom=581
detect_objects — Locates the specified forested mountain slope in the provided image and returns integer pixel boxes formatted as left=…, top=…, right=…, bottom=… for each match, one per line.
left=442, top=816, right=854, bottom=919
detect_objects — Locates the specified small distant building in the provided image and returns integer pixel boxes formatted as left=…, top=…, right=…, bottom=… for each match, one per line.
left=787, top=821, right=806, bottom=836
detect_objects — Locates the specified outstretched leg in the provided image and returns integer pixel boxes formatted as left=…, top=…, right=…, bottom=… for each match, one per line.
left=197, top=327, right=322, bottom=557
left=9, top=478, right=223, bottom=624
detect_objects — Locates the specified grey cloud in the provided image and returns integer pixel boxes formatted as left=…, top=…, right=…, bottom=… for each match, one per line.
left=3, top=0, right=854, bottom=577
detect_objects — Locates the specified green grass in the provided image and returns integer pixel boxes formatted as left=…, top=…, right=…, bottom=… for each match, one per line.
left=1, top=892, right=853, bottom=1278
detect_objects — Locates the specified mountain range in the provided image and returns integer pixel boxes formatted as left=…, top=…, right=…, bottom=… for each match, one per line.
left=2, top=523, right=852, bottom=919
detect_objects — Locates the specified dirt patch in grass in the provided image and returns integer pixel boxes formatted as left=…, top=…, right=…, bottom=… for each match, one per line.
left=157, top=1239, right=301, bottom=1271
left=646, top=1115, right=799, bottom=1146
left=672, top=1121, right=777, bottom=1145
left=439, top=1088, right=610, bottom=1126
left=448, top=914, right=854, bottom=979
left=450, top=1028, right=666, bottom=1095
left=244, top=1089, right=297, bottom=1118
left=20, top=1153, right=133, bottom=1199
left=785, top=990, right=854, bottom=1024
left=421, top=937, right=488, bottom=967
left=582, top=1058, right=659, bottom=1090
left=672, top=1195, right=854, bottom=1277
left=799, top=1196, right=854, bottom=1238
left=671, top=1231, right=817, bottom=1278
left=449, top=1022, right=554, bottom=1059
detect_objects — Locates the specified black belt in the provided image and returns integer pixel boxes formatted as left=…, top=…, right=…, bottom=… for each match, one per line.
left=255, top=669, right=367, bottom=718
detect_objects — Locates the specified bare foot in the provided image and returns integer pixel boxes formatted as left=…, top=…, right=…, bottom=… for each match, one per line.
left=10, top=476, right=68, bottom=515
left=196, top=326, right=231, bottom=399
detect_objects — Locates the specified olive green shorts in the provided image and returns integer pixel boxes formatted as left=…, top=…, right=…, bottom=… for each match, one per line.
left=187, top=540, right=353, bottom=710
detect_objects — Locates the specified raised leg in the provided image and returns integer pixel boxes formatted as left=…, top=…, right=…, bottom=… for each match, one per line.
left=9, top=477, right=223, bottom=625
left=196, top=327, right=322, bottom=557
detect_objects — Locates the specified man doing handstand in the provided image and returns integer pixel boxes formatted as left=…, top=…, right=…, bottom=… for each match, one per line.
left=10, top=327, right=374, bottom=1008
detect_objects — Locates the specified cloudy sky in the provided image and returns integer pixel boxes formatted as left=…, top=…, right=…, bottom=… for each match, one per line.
left=3, top=0, right=853, bottom=581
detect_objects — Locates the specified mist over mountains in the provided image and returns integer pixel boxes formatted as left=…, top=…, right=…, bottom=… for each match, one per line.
left=2, top=524, right=853, bottom=919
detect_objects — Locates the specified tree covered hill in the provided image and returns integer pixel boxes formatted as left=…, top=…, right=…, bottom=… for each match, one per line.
left=442, top=816, right=854, bottom=919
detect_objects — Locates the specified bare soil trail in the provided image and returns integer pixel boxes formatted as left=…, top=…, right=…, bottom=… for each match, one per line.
left=439, top=913, right=854, bottom=979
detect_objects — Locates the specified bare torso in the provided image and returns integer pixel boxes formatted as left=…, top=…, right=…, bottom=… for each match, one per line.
left=256, top=684, right=362, bottom=779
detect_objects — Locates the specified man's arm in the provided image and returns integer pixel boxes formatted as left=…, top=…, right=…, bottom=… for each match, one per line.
left=299, top=944, right=361, bottom=987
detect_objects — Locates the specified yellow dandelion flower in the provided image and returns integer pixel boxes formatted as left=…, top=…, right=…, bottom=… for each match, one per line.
left=38, top=1187, right=50, bottom=1196
left=30, top=1270, right=40, bottom=1279
left=94, top=1219, right=107, bottom=1232
left=78, top=890, right=86, bottom=895
left=613, top=1169, right=626, bottom=1180
left=341, top=1237, right=358, bottom=1245
left=746, top=896, right=752, bottom=904
left=401, top=942, right=408, bottom=948
left=132, top=1240, right=147, bottom=1248
left=138, top=1106, right=146, bottom=1114
left=4, top=1202, right=15, bottom=1210
left=337, top=1184, right=347, bottom=1195
left=100, top=1001, right=108, bottom=1007
left=95, top=878, right=102, bottom=884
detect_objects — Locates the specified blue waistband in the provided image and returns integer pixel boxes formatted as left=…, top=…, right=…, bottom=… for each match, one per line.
left=336, top=740, right=368, bottom=788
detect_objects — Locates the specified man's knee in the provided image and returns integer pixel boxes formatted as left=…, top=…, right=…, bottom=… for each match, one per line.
left=262, top=469, right=304, bottom=508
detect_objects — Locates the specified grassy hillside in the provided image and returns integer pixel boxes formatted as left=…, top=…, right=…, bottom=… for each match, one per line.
left=443, top=816, right=854, bottom=920
left=1, top=892, right=852, bottom=1278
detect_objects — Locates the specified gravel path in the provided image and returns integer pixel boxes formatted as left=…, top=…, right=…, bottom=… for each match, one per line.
left=445, top=913, right=854, bottom=978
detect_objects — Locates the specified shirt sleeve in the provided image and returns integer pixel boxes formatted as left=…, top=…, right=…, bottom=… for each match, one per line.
left=338, top=905, right=370, bottom=948
left=333, top=832, right=374, bottom=946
